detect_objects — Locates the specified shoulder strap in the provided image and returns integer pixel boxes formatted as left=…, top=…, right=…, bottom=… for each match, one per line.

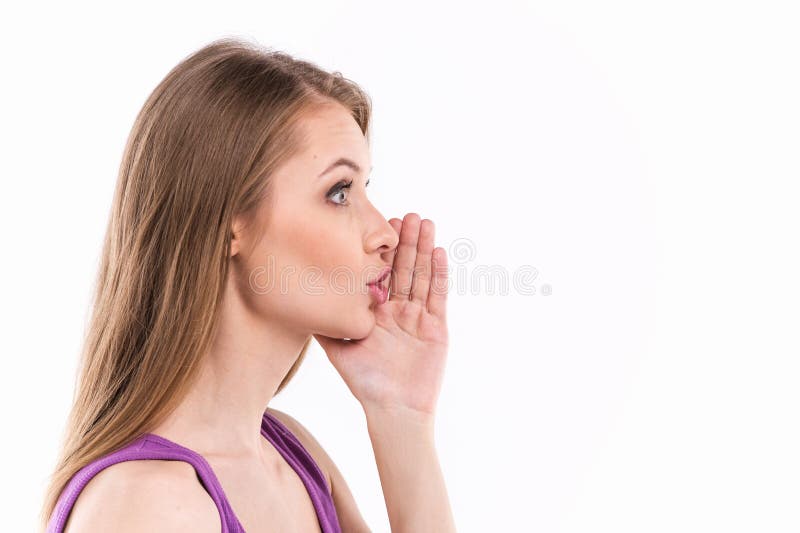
left=261, top=410, right=342, bottom=532
left=46, top=434, right=242, bottom=533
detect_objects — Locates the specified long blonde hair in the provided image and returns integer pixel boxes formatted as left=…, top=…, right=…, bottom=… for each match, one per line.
left=39, top=36, right=372, bottom=531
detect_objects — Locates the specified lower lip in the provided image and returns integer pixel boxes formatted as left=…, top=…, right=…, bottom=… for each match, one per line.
left=368, top=283, right=388, bottom=304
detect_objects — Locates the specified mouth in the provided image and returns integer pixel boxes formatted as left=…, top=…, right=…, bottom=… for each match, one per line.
left=366, top=265, right=392, bottom=287
left=367, top=267, right=391, bottom=305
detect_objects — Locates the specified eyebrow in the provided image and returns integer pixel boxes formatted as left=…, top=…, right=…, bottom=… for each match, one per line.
left=318, top=157, right=373, bottom=178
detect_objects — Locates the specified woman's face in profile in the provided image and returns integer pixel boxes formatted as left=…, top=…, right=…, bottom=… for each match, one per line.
left=231, top=103, right=399, bottom=340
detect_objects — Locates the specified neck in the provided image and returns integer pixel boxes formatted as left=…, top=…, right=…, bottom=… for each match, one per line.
left=148, top=284, right=309, bottom=461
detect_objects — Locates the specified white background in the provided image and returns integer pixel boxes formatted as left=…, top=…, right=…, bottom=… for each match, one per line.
left=2, top=1, right=798, bottom=531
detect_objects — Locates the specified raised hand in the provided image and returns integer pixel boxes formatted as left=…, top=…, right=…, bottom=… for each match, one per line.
left=313, top=213, right=449, bottom=418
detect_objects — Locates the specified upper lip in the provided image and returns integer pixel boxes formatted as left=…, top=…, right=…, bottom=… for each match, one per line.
left=367, top=265, right=392, bottom=285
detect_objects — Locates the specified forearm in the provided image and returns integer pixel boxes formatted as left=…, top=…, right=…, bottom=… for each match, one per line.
left=364, top=405, right=457, bottom=533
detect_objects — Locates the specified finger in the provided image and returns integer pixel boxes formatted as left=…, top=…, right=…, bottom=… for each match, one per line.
left=427, top=247, right=448, bottom=319
left=410, top=219, right=435, bottom=305
left=390, top=213, right=421, bottom=300
left=383, top=218, right=402, bottom=269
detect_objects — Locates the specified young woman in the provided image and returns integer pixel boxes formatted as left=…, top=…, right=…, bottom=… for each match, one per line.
left=40, top=38, right=455, bottom=533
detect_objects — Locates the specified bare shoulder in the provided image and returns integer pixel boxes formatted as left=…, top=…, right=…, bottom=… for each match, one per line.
left=266, top=407, right=372, bottom=533
left=63, top=458, right=220, bottom=533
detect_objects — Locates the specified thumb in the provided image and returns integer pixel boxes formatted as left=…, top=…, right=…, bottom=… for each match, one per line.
left=312, top=333, right=349, bottom=365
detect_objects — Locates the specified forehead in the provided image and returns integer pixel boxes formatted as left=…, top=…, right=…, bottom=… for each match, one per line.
left=294, top=104, right=371, bottom=173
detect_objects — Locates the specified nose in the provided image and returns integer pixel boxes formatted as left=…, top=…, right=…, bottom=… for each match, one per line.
left=364, top=208, right=399, bottom=256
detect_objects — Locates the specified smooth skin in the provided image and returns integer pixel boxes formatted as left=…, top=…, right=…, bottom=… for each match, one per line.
left=314, top=213, right=450, bottom=417
left=315, top=212, right=456, bottom=533
left=62, top=102, right=454, bottom=532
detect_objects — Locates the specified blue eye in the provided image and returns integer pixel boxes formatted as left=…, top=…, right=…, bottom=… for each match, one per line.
left=327, top=179, right=353, bottom=207
left=327, top=178, right=370, bottom=207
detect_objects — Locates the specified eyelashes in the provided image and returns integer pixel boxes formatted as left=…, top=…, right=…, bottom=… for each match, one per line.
left=327, top=179, right=353, bottom=207
left=327, top=178, right=371, bottom=207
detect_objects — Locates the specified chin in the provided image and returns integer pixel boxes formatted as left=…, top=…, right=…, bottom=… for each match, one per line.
left=315, top=304, right=375, bottom=341
left=340, top=304, right=377, bottom=340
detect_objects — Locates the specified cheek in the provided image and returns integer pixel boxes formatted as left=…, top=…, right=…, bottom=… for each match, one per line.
left=240, top=209, right=374, bottom=337
left=283, top=218, right=359, bottom=275
left=282, top=224, right=375, bottom=332
left=249, top=219, right=353, bottom=306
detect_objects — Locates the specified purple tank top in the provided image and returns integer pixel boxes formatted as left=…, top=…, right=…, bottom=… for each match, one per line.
left=46, top=409, right=342, bottom=532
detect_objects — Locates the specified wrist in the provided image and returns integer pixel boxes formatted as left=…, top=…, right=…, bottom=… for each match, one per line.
left=363, top=403, right=436, bottom=432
